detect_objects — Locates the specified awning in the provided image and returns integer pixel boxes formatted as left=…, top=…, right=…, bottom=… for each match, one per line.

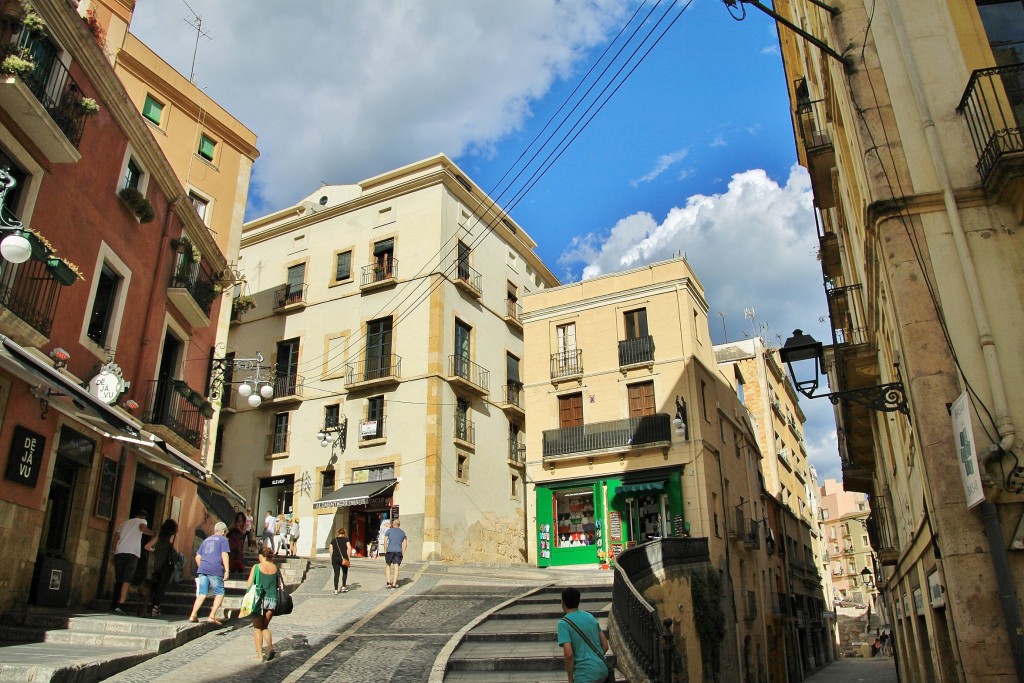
left=154, top=439, right=206, bottom=481
left=207, top=471, right=246, bottom=509
left=0, top=335, right=140, bottom=438
left=313, top=478, right=397, bottom=510
left=197, top=483, right=237, bottom=525
left=616, top=481, right=665, bottom=495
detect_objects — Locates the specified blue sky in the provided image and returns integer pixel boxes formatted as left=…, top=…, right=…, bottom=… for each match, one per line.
left=130, top=0, right=839, bottom=482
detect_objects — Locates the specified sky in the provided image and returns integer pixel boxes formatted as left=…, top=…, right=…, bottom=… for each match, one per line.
left=130, top=0, right=840, bottom=482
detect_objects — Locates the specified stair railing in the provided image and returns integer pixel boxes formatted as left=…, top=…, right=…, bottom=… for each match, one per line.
left=612, top=555, right=674, bottom=681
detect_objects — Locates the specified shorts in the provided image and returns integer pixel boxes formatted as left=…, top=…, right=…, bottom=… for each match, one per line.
left=196, top=574, right=225, bottom=597
left=385, top=551, right=403, bottom=566
left=113, top=553, right=139, bottom=585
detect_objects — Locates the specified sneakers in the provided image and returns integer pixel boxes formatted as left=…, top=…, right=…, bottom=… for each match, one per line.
left=113, top=607, right=126, bottom=616
left=340, top=587, right=349, bottom=593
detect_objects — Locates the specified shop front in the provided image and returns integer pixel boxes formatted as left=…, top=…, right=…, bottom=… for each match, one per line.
left=257, top=474, right=294, bottom=519
left=312, top=478, right=398, bottom=557
left=535, top=469, right=684, bottom=567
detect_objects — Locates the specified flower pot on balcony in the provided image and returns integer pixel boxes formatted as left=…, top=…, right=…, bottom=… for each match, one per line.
left=45, top=257, right=79, bottom=286
left=118, top=187, right=155, bottom=224
left=187, top=391, right=205, bottom=408
left=200, top=401, right=214, bottom=419
left=25, top=230, right=50, bottom=261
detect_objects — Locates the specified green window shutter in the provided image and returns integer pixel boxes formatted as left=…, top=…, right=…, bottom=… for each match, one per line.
left=198, top=134, right=216, bottom=161
left=142, top=95, right=163, bottom=125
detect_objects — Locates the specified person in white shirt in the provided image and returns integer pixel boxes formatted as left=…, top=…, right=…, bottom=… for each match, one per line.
left=263, top=511, right=275, bottom=549
left=110, top=510, right=153, bottom=614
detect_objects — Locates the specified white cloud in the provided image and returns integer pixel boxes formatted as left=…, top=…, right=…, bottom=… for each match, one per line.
left=761, top=45, right=780, bottom=56
left=806, top=426, right=842, bottom=483
left=630, top=147, right=690, bottom=187
left=710, top=135, right=727, bottom=148
left=129, top=1, right=630, bottom=211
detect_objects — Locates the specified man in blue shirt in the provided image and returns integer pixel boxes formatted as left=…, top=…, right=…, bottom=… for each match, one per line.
left=557, top=587, right=612, bottom=683
left=188, top=522, right=231, bottom=625
left=383, top=518, right=408, bottom=588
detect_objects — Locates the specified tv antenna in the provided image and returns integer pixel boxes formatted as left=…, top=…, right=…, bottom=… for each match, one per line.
left=182, top=0, right=212, bottom=84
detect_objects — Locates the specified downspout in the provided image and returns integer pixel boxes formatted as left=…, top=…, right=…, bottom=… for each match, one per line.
left=883, top=4, right=1024, bottom=680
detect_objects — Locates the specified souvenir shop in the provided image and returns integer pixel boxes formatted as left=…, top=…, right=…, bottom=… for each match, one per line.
left=535, top=469, right=685, bottom=567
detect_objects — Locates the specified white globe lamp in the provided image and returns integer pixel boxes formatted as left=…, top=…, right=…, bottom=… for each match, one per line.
left=1, top=232, right=32, bottom=264
left=260, top=383, right=274, bottom=400
left=237, top=382, right=253, bottom=398
left=247, top=393, right=262, bottom=408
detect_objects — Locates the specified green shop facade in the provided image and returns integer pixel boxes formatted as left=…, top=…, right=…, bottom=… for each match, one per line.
left=535, top=468, right=687, bottom=567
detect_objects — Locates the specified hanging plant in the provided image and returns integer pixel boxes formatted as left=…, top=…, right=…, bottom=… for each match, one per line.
left=76, top=97, right=100, bottom=117
left=187, top=390, right=205, bottom=408
left=1, top=53, right=34, bottom=78
left=233, top=294, right=256, bottom=314
left=118, top=187, right=155, bottom=223
left=83, top=8, right=105, bottom=48
left=20, top=2, right=46, bottom=35
left=190, top=242, right=201, bottom=264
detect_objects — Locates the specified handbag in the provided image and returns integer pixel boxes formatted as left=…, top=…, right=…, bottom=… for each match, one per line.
left=239, top=566, right=263, bottom=619
left=561, top=616, right=614, bottom=683
left=342, top=557, right=350, bottom=568
left=275, top=573, right=294, bottom=616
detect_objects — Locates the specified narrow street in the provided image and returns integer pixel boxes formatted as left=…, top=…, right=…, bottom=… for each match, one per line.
left=804, top=656, right=898, bottom=683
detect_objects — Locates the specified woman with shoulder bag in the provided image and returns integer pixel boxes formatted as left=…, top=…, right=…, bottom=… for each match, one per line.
left=144, top=519, right=178, bottom=617
left=246, top=546, right=279, bottom=662
left=330, top=527, right=352, bottom=594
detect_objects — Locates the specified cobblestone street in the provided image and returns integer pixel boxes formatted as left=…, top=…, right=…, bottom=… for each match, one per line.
left=107, top=560, right=563, bottom=683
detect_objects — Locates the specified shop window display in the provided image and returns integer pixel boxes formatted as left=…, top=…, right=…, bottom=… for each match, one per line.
left=554, top=488, right=596, bottom=547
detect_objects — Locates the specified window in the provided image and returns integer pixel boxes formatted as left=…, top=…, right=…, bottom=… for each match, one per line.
left=555, top=322, right=579, bottom=374
left=373, top=238, right=394, bottom=276
left=627, top=381, right=655, bottom=418
left=352, top=462, right=394, bottom=482
left=553, top=488, right=596, bottom=547
left=142, top=95, right=164, bottom=125
left=276, top=338, right=300, bottom=395
left=286, top=263, right=306, bottom=303
left=188, top=191, right=209, bottom=223
left=511, top=474, right=520, bottom=498
left=456, top=454, right=469, bottom=482
left=197, top=133, right=217, bottom=162
left=324, top=404, right=340, bottom=429
left=124, top=156, right=143, bottom=190
left=365, top=317, right=393, bottom=380
left=700, top=379, right=708, bottom=421
left=506, top=352, right=522, bottom=394
left=364, top=395, right=384, bottom=439
left=978, top=1, right=1024, bottom=64
left=457, top=240, right=471, bottom=281
left=454, top=319, right=471, bottom=377
left=321, top=469, right=336, bottom=497
left=623, top=308, right=649, bottom=339
left=87, top=264, right=121, bottom=345
left=455, top=398, right=470, bottom=441
left=558, top=392, right=584, bottom=428
left=271, top=412, right=289, bottom=453
left=335, top=250, right=352, bottom=282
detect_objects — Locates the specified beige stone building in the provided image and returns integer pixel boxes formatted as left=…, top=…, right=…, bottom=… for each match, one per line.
left=523, top=258, right=770, bottom=682
left=819, top=479, right=875, bottom=609
left=774, top=0, right=1024, bottom=680
left=215, top=155, right=557, bottom=562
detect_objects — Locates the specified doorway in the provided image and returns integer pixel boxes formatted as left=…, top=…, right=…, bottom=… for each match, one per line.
left=153, top=332, right=182, bottom=422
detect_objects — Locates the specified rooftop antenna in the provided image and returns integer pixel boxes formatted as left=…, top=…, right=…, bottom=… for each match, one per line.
left=181, top=0, right=212, bottom=84
left=718, top=312, right=728, bottom=342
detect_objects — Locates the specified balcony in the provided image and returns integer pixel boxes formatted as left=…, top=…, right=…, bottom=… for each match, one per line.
left=744, top=590, right=757, bottom=622
left=454, top=415, right=475, bottom=447
left=268, top=374, right=304, bottom=402
left=550, top=349, right=583, bottom=381
left=958, top=63, right=1024, bottom=187
left=359, top=416, right=386, bottom=442
left=0, top=257, right=63, bottom=346
left=453, top=260, right=482, bottom=298
left=0, top=32, right=87, bottom=163
left=504, top=299, right=523, bottom=330
left=360, top=259, right=398, bottom=292
left=772, top=592, right=790, bottom=618
left=729, top=508, right=747, bottom=540
left=345, top=354, right=401, bottom=390
left=794, top=79, right=836, bottom=209
left=142, top=379, right=204, bottom=450
left=168, top=259, right=216, bottom=328
left=274, top=283, right=308, bottom=311
left=265, top=431, right=289, bottom=458
left=448, top=355, right=489, bottom=396
left=866, top=504, right=899, bottom=566
left=542, top=413, right=671, bottom=459
left=508, top=436, right=525, bottom=466
left=499, top=382, right=525, bottom=418
left=826, top=282, right=868, bottom=347
left=618, top=335, right=654, bottom=368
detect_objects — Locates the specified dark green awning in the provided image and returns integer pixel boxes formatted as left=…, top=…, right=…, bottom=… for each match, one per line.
left=616, top=481, right=664, bottom=495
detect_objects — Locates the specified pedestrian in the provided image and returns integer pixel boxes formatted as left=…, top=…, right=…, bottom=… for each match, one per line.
left=274, top=513, right=287, bottom=556
left=244, top=508, right=255, bottom=550
left=263, top=510, right=275, bottom=549
left=144, top=518, right=178, bottom=617
left=330, top=527, right=352, bottom=594
left=188, top=521, right=231, bottom=625
left=227, top=512, right=247, bottom=573
left=872, top=635, right=882, bottom=657
left=383, top=518, right=407, bottom=589
left=558, top=586, right=613, bottom=683
left=110, top=509, right=154, bottom=615
left=246, top=545, right=280, bottom=662
left=289, top=515, right=301, bottom=557
left=880, top=630, right=890, bottom=656
left=374, top=517, right=390, bottom=559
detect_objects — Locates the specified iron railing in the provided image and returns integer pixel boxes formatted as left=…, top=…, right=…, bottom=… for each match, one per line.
left=345, top=354, right=401, bottom=384
left=142, top=379, right=204, bottom=448
left=448, top=355, right=489, bottom=393
left=550, top=349, right=583, bottom=379
left=359, top=416, right=386, bottom=440
left=504, top=299, right=522, bottom=323
left=508, top=436, right=525, bottom=464
left=265, top=431, right=289, bottom=456
left=618, top=335, right=654, bottom=367
left=795, top=96, right=832, bottom=153
left=502, top=382, right=524, bottom=409
left=453, top=259, right=482, bottom=295
left=169, top=258, right=217, bottom=316
left=957, top=63, right=1024, bottom=183
left=612, top=544, right=676, bottom=682
left=15, top=31, right=87, bottom=147
left=0, top=257, right=62, bottom=336
left=272, top=373, right=303, bottom=398
left=274, top=283, right=308, bottom=308
left=866, top=503, right=898, bottom=556
left=454, top=415, right=475, bottom=444
left=361, top=259, right=398, bottom=286
left=542, top=413, right=671, bottom=458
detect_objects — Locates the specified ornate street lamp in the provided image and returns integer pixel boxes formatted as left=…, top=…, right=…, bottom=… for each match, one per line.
left=779, top=329, right=909, bottom=415
left=208, top=352, right=275, bottom=408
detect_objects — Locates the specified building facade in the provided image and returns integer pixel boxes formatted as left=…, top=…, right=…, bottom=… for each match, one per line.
left=819, top=479, right=875, bottom=609
left=215, top=155, right=558, bottom=562
left=774, top=0, right=1024, bottom=680
left=0, top=0, right=238, bottom=615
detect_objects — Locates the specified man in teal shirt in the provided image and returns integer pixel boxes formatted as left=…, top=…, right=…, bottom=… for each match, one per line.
left=557, top=587, right=612, bottom=683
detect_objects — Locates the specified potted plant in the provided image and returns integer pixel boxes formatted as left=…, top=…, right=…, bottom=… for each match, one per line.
left=45, top=256, right=84, bottom=286
left=1, top=52, right=34, bottom=78
left=187, top=389, right=205, bottom=409
left=200, top=401, right=215, bottom=419
left=233, top=294, right=256, bottom=315
left=76, top=97, right=100, bottom=117
left=118, top=187, right=155, bottom=223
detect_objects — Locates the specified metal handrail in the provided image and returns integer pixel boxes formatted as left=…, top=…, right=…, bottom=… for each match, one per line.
left=507, top=436, right=525, bottom=464
left=361, top=259, right=398, bottom=286
left=957, top=63, right=1024, bottom=182
left=170, top=258, right=217, bottom=315
left=142, top=379, right=204, bottom=448
left=550, top=349, right=583, bottom=378
left=454, top=415, right=475, bottom=444
left=448, top=355, right=489, bottom=392
left=618, top=335, right=654, bottom=367
left=272, top=373, right=303, bottom=398
left=359, top=416, right=386, bottom=440
left=345, top=354, right=402, bottom=384
left=453, top=259, right=482, bottom=294
left=612, top=548, right=675, bottom=681
left=274, top=283, right=308, bottom=308
left=542, top=413, right=671, bottom=458
left=15, top=31, right=87, bottom=147
left=502, top=382, right=523, bottom=408
left=505, top=299, right=522, bottom=322
left=0, top=258, right=62, bottom=336
left=265, top=431, right=290, bottom=456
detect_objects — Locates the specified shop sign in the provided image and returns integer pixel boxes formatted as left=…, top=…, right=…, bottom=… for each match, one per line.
left=672, top=514, right=686, bottom=536
left=5, top=425, right=45, bottom=487
left=361, top=421, right=379, bottom=438
left=608, top=511, right=622, bottom=542
left=268, top=477, right=289, bottom=486
left=87, top=361, right=128, bottom=405
left=927, top=569, right=945, bottom=608
left=951, top=391, right=984, bottom=509
left=364, top=496, right=391, bottom=508
left=610, top=543, right=624, bottom=558
left=390, top=504, right=399, bottom=519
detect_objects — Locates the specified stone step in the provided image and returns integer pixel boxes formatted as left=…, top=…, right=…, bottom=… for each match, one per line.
left=42, top=630, right=163, bottom=650
left=466, top=616, right=609, bottom=642
left=444, top=670, right=625, bottom=683
left=448, top=638, right=619, bottom=672
left=0, top=643, right=153, bottom=682
left=488, top=604, right=609, bottom=620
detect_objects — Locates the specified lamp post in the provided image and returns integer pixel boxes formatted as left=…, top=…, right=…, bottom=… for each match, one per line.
left=779, top=329, right=909, bottom=415
left=0, top=170, right=34, bottom=268
left=208, top=352, right=274, bottom=407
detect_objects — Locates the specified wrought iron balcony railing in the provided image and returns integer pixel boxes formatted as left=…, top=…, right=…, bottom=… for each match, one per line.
left=14, top=31, right=88, bottom=147
left=504, top=299, right=522, bottom=325
left=958, top=63, right=1024, bottom=183
left=508, top=436, right=525, bottom=464
left=448, top=355, right=489, bottom=394
left=454, top=415, right=475, bottom=445
left=361, top=259, right=398, bottom=287
left=550, top=349, right=583, bottom=379
left=453, top=260, right=482, bottom=296
left=265, top=431, right=290, bottom=456
left=359, top=416, right=386, bottom=440
left=274, top=283, right=308, bottom=309
left=502, top=382, right=524, bottom=410
left=169, top=259, right=217, bottom=316
left=142, top=379, right=204, bottom=448
left=795, top=96, right=832, bottom=153
left=272, top=373, right=303, bottom=399
left=0, top=257, right=62, bottom=337
left=345, top=354, right=401, bottom=385
left=542, top=413, right=671, bottom=458
left=866, top=503, right=899, bottom=564
left=618, top=335, right=654, bottom=367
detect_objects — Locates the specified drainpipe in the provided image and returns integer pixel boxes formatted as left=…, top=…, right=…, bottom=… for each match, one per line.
left=881, top=3, right=1024, bottom=679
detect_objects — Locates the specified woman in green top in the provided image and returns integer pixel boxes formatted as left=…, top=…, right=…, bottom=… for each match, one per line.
left=246, top=545, right=280, bottom=661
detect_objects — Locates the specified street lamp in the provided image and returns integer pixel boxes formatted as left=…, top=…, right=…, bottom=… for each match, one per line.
left=0, top=170, right=33, bottom=266
left=861, top=566, right=874, bottom=588
left=779, top=329, right=909, bottom=415
left=208, top=352, right=275, bottom=408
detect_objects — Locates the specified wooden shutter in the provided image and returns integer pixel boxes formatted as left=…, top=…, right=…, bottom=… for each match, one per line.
left=628, top=382, right=656, bottom=417
left=558, top=393, right=583, bottom=428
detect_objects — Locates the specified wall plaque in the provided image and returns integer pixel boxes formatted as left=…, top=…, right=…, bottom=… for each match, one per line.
left=5, top=425, right=45, bottom=487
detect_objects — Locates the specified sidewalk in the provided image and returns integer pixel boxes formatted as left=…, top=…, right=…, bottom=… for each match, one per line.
left=805, top=656, right=898, bottom=683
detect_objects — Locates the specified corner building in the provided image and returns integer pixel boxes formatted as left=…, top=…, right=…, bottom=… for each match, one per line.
left=217, top=155, right=558, bottom=562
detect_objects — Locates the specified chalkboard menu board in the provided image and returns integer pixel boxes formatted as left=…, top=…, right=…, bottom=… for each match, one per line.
left=95, top=457, right=118, bottom=519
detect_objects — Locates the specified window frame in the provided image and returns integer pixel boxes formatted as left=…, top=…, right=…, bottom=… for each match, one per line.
left=80, top=243, right=132, bottom=360
left=197, top=133, right=217, bottom=163
left=334, top=249, right=353, bottom=283
left=142, top=94, right=164, bottom=126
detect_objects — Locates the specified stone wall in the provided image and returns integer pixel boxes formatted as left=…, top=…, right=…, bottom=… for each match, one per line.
left=439, top=511, right=527, bottom=564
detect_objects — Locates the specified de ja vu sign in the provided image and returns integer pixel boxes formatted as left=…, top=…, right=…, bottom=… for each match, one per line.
left=5, top=425, right=45, bottom=487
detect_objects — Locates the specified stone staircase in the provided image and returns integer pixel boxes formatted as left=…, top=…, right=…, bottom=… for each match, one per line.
left=444, top=584, right=624, bottom=682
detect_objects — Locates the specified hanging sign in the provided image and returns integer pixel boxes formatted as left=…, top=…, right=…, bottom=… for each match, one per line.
left=5, top=425, right=45, bottom=487
left=87, top=361, right=129, bottom=405
left=950, top=391, right=985, bottom=509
